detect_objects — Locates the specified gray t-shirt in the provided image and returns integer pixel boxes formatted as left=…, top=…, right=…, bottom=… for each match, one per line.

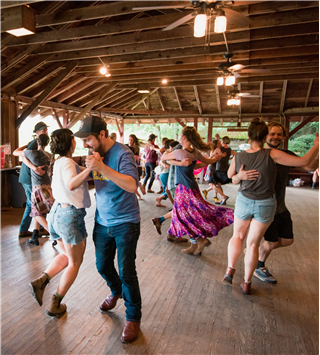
left=24, top=150, right=51, bottom=186
left=235, top=149, right=276, bottom=200
left=18, top=139, right=37, bottom=185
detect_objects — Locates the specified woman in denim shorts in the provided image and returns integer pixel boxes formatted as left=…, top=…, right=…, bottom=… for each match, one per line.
left=28, top=129, right=92, bottom=317
left=223, top=118, right=319, bottom=295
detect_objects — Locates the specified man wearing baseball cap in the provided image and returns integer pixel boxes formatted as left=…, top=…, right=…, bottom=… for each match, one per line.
left=142, top=133, right=159, bottom=193
left=74, top=115, right=141, bottom=343
left=18, top=121, right=49, bottom=238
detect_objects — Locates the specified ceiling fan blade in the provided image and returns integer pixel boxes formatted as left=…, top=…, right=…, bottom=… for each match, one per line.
left=239, top=94, right=261, bottom=98
left=162, top=12, right=196, bottom=31
left=239, top=69, right=272, bottom=73
left=234, top=72, right=241, bottom=78
left=224, top=8, right=251, bottom=27
left=229, top=64, right=246, bottom=71
left=133, top=5, right=187, bottom=10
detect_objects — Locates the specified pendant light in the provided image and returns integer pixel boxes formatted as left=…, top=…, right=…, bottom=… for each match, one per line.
left=194, top=3, right=207, bottom=38
left=214, top=9, right=227, bottom=33
left=217, top=76, right=224, bottom=86
left=225, top=75, right=235, bottom=86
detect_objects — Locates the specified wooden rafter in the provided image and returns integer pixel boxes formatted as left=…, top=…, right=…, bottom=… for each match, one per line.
left=157, top=90, right=165, bottom=111
left=67, top=82, right=118, bottom=129
left=193, top=85, right=202, bottom=115
left=279, top=80, right=288, bottom=113
left=16, top=61, right=78, bottom=128
left=173, top=87, right=183, bottom=111
left=258, top=82, right=264, bottom=113
left=0, top=1, right=43, bottom=8
left=304, top=79, right=313, bottom=107
left=289, top=116, right=316, bottom=138
left=215, top=84, right=221, bottom=114
left=51, top=108, right=63, bottom=129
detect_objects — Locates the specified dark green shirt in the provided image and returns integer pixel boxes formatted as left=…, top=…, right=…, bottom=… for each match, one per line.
left=18, top=139, right=37, bottom=185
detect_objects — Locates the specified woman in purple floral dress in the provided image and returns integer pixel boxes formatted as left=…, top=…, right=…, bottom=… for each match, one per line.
left=161, top=126, right=234, bottom=256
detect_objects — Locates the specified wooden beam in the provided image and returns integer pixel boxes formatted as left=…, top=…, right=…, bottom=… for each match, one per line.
left=48, top=74, right=87, bottom=100
left=157, top=90, right=165, bottom=111
left=207, top=117, right=213, bottom=143
left=0, top=1, right=43, bottom=9
left=16, top=61, right=78, bottom=128
left=99, top=89, right=136, bottom=110
left=63, top=110, right=69, bottom=128
left=258, top=82, right=264, bottom=113
left=67, top=82, right=118, bottom=129
left=15, top=62, right=63, bottom=95
left=284, top=107, right=319, bottom=115
left=284, top=115, right=290, bottom=149
left=194, top=117, right=198, bottom=130
left=51, top=109, right=63, bottom=129
left=1, top=44, right=42, bottom=72
left=279, top=80, right=288, bottom=113
left=173, top=87, right=183, bottom=111
left=94, top=89, right=126, bottom=110
left=130, top=88, right=159, bottom=110
left=35, top=1, right=160, bottom=27
left=173, top=118, right=186, bottom=127
left=304, top=79, right=314, bottom=107
left=215, top=85, right=221, bottom=114
left=289, top=116, right=316, bottom=138
left=56, top=78, right=97, bottom=103
left=136, top=119, right=140, bottom=127
left=2, top=54, right=52, bottom=90
left=67, top=83, right=107, bottom=106
left=9, top=12, right=193, bottom=46
left=193, top=86, right=202, bottom=115
left=100, top=108, right=196, bottom=115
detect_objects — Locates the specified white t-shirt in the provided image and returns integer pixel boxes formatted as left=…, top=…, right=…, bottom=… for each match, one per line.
left=51, top=157, right=91, bottom=209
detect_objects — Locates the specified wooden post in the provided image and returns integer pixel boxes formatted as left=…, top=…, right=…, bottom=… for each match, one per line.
left=63, top=110, right=68, bottom=128
left=284, top=115, right=290, bottom=150
left=120, top=119, right=124, bottom=143
left=0, top=94, right=17, bottom=206
left=207, top=117, right=213, bottom=143
left=194, top=117, right=198, bottom=130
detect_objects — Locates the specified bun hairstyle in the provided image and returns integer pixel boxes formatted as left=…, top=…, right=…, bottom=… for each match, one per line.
left=37, top=133, right=49, bottom=148
left=222, top=136, right=230, bottom=144
left=50, top=128, right=74, bottom=156
left=181, top=126, right=212, bottom=152
left=248, top=117, right=268, bottom=142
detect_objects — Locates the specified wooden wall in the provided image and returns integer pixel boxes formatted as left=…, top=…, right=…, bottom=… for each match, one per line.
left=1, top=97, right=18, bottom=206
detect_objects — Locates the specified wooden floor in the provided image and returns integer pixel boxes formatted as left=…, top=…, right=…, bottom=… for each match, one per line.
left=1, top=182, right=319, bottom=355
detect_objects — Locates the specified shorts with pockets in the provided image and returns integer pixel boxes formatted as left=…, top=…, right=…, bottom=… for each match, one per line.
left=47, top=201, right=87, bottom=245
left=234, top=192, right=277, bottom=224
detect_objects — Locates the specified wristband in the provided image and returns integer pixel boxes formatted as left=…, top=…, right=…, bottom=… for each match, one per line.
left=236, top=174, right=241, bottom=182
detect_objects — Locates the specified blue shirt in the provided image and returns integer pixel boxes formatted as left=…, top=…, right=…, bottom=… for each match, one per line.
left=93, top=142, right=140, bottom=227
left=173, top=149, right=200, bottom=190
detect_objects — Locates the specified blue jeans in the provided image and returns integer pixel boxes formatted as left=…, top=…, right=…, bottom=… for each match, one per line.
left=160, top=172, right=169, bottom=199
left=20, top=184, right=32, bottom=232
left=143, top=162, right=156, bottom=189
left=93, top=221, right=141, bottom=322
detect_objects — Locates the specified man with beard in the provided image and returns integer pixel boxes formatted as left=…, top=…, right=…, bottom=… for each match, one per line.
left=74, top=116, right=141, bottom=343
left=235, top=122, right=318, bottom=284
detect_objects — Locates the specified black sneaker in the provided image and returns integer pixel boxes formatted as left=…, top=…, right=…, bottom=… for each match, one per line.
left=253, top=267, right=277, bottom=284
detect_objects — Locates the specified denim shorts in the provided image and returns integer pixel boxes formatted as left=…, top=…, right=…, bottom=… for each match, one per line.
left=47, top=201, right=87, bottom=245
left=234, top=192, right=277, bottom=224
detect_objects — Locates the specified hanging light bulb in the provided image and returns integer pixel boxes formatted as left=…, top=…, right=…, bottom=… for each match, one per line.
left=162, top=79, right=168, bottom=84
left=225, top=75, right=235, bottom=86
left=217, top=76, right=224, bottom=86
left=100, top=66, right=107, bottom=75
left=194, top=13, right=207, bottom=38
left=214, top=10, right=227, bottom=33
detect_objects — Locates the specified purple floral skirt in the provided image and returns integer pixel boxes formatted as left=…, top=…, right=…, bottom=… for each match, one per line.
left=167, top=184, right=234, bottom=239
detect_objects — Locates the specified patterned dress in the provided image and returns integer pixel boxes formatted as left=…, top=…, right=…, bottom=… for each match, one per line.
left=167, top=149, right=234, bottom=239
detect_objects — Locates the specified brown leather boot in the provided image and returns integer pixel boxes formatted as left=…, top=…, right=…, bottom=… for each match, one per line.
left=223, top=267, right=236, bottom=285
left=29, top=272, right=50, bottom=306
left=181, top=243, right=197, bottom=254
left=100, top=294, right=122, bottom=312
left=240, top=280, right=252, bottom=295
left=193, top=238, right=211, bottom=256
left=47, top=295, right=67, bottom=317
left=121, top=321, right=140, bottom=343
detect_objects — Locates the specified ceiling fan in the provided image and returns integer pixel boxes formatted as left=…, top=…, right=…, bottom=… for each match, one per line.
left=133, top=1, right=251, bottom=37
left=228, top=85, right=261, bottom=99
left=216, top=51, right=272, bottom=86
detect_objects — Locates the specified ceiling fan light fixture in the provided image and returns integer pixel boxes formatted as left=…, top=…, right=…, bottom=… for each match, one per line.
left=100, top=67, right=107, bottom=75
left=217, top=76, right=224, bottom=86
left=235, top=98, right=240, bottom=105
left=194, top=14, right=207, bottom=38
left=214, top=11, right=227, bottom=33
left=227, top=99, right=232, bottom=106
left=225, top=75, right=235, bottom=86
left=4, top=5, right=35, bottom=37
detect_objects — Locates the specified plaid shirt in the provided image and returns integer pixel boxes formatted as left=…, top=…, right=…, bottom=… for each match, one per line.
left=167, top=143, right=182, bottom=190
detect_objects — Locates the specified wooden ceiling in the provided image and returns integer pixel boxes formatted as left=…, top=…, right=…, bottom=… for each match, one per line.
left=1, top=0, right=319, bottom=129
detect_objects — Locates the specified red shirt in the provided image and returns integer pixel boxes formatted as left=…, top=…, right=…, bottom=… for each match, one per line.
left=144, top=142, right=159, bottom=163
